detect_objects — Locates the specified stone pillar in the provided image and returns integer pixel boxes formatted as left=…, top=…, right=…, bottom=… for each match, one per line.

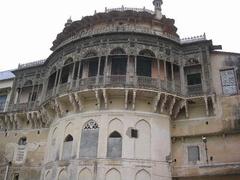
left=17, top=85, right=23, bottom=104
left=56, top=68, right=63, bottom=94
left=157, top=59, right=161, bottom=88
left=104, top=56, right=108, bottom=85
left=171, top=62, right=175, bottom=91
left=76, top=61, right=82, bottom=88
left=97, top=57, right=101, bottom=84
left=180, top=65, right=186, bottom=95
left=70, top=62, right=76, bottom=89
left=164, top=60, right=167, bottom=88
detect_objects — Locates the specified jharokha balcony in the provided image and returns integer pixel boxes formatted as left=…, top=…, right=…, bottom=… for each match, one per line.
left=45, top=75, right=184, bottom=102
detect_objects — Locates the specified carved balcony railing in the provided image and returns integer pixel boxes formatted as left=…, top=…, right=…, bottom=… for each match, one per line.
left=187, top=84, right=203, bottom=96
left=43, top=76, right=206, bottom=102
left=7, top=101, right=40, bottom=112
left=57, top=82, right=71, bottom=95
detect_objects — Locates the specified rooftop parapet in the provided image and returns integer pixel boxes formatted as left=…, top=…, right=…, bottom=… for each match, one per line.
left=18, top=59, right=46, bottom=70
left=104, top=6, right=154, bottom=14
left=181, top=33, right=207, bottom=44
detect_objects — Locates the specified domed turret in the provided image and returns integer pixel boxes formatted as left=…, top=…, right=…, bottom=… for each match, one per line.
left=153, top=0, right=163, bottom=19
left=65, top=17, right=72, bottom=27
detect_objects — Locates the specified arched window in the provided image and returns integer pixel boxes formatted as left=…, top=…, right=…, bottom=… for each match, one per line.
left=137, top=50, right=155, bottom=77
left=79, top=120, right=99, bottom=158
left=18, top=137, right=27, bottom=145
left=47, top=67, right=57, bottom=91
left=107, top=131, right=122, bottom=158
left=135, top=120, right=151, bottom=159
left=110, top=48, right=127, bottom=75
left=62, top=134, right=73, bottom=160
left=61, top=58, right=74, bottom=84
left=84, top=51, right=97, bottom=58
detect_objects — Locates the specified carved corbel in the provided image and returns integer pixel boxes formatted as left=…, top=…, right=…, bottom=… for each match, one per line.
left=153, top=92, right=161, bottom=113
left=69, top=93, right=79, bottom=112
left=211, top=94, right=217, bottom=115
left=27, top=112, right=34, bottom=129
left=10, top=114, right=17, bottom=130
left=160, top=94, right=168, bottom=113
left=184, top=100, right=189, bottom=118
left=103, top=89, right=108, bottom=109
left=74, top=92, right=83, bottom=112
left=173, top=99, right=185, bottom=119
left=95, top=90, right=101, bottom=110
left=204, top=96, right=209, bottom=116
left=132, top=90, right=137, bottom=110
left=54, top=98, right=63, bottom=118
left=169, top=96, right=176, bottom=115
left=125, top=90, right=129, bottom=110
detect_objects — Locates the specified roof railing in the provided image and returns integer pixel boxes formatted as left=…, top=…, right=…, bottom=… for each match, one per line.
left=181, top=33, right=207, bottom=44
left=105, top=6, right=154, bottom=14
left=18, top=59, right=46, bottom=70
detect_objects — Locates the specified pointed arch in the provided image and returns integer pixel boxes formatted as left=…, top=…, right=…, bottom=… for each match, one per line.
left=135, top=120, right=151, bottom=159
left=24, top=80, right=33, bottom=87
left=64, top=122, right=74, bottom=136
left=45, top=171, right=51, bottom=180
left=107, top=131, right=122, bottom=158
left=110, top=48, right=126, bottom=55
left=58, top=169, right=67, bottom=180
left=84, top=50, right=98, bottom=58
left=106, top=168, right=121, bottom=180
left=50, top=127, right=59, bottom=161
left=136, top=169, right=151, bottom=180
left=139, top=49, right=155, bottom=57
left=80, top=120, right=99, bottom=158
left=78, top=168, right=92, bottom=180
left=108, top=118, right=123, bottom=135
left=64, top=58, right=73, bottom=65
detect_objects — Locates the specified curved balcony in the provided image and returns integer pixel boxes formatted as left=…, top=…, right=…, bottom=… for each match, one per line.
left=44, top=75, right=185, bottom=102
left=7, top=101, right=40, bottom=112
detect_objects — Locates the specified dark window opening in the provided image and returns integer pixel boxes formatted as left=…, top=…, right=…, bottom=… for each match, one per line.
left=88, top=59, right=98, bottom=77
left=61, top=66, right=70, bottom=83
left=137, top=57, right=152, bottom=77
left=64, top=134, right=73, bottom=142
left=0, top=95, right=7, bottom=111
left=107, top=131, right=122, bottom=158
left=18, top=137, right=27, bottom=145
left=109, top=131, right=121, bottom=138
left=111, top=56, right=127, bottom=75
left=187, top=73, right=202, bottom=85
left=131, top=129, right=138, bottom=138
left=166, top=62, right=172, bottom=81
left=47, top=72, right=56, bottom=90
left=31, top=92, right=37, bottom=101
left=13, top=173, right=19, bottom=180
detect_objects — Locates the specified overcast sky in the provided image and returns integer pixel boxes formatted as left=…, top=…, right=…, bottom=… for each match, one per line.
left=0, top=0, right=239, bottom=71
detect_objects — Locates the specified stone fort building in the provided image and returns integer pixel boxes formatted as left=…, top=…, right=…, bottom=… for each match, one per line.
left=0, top=0, right=240, bottom=179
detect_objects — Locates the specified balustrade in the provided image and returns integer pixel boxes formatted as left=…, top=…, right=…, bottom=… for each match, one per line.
left=187, top=84, right=203, bottom=96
